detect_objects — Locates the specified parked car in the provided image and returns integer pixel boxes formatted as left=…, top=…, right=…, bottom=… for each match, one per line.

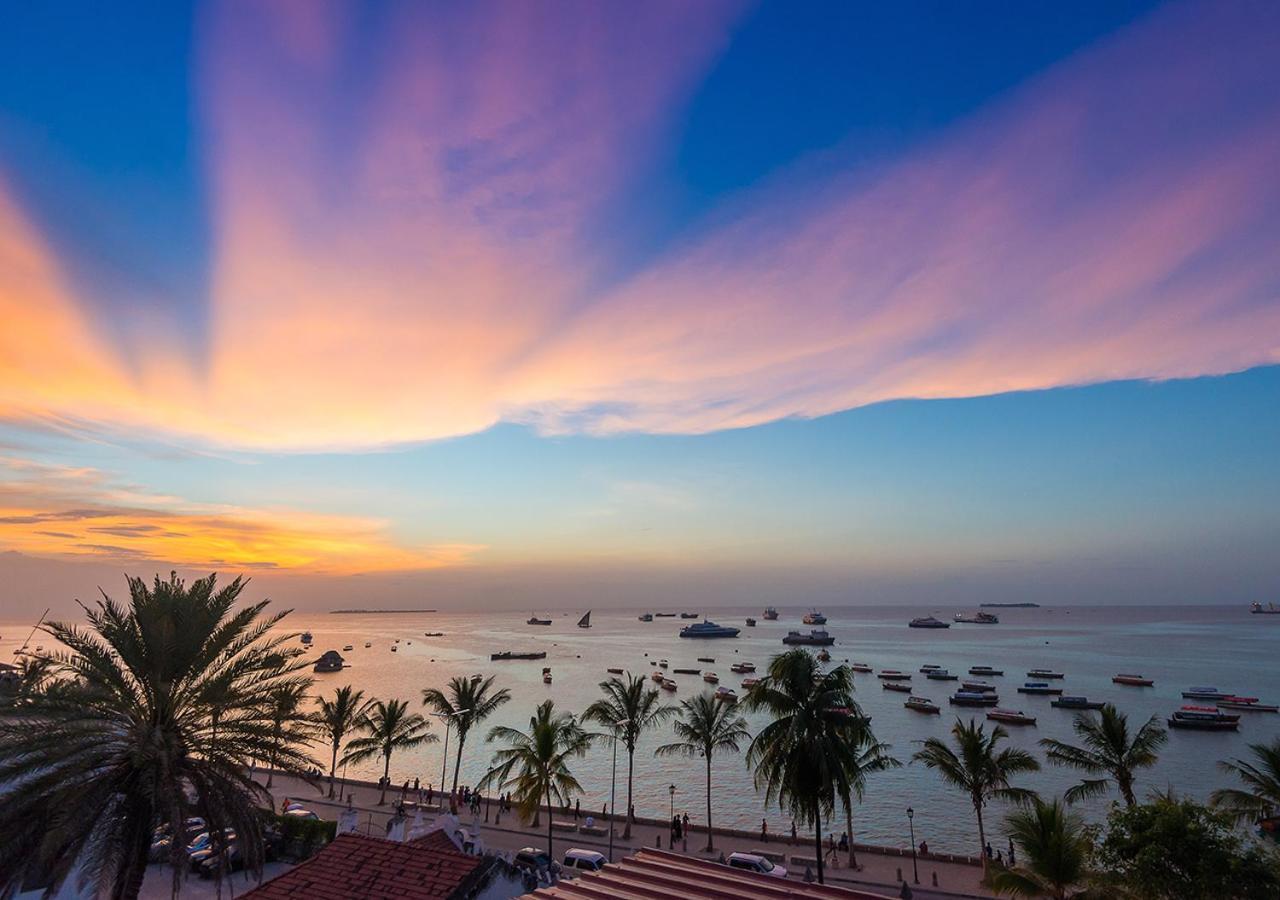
left=513, top=847, right=558, bottom=880
left=727, top=851, right=788, bottom=878
left=187, top=829, right=236, bottom=872
left=561, top=848, right=606, bottom=874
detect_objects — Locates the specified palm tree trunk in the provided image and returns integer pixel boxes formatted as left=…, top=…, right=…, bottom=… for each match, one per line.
left=380, top=752, right=390, bottom=805
left=329, top=742, right=339, bottom=799
left=704, top=756, right=714, bottom=852
left=624, top=748, right=635, bottom=838
left=1120, top=773, right=1136, bottom=807
left=546, top=781, right=555, bottom=872
left=975, top=798, right=987, bottom=871
left=452, top=733, right=465, bottom=795
left=814, top=811, right=825, bottom=885
left=845, top=799, right=857, bottom=868
left=115, top=818, right=151, bottom=900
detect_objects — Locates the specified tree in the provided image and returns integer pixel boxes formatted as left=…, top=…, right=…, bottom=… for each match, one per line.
left=421, top=674, right=511, bottom=795
left=989, top=798, right=1099, bottom=899
left=913, top=718, right=1040, bottom=870
left=264, top=682, right=313, bottom=788
left=1212, top=739, right=1280, bottom=825
left=342, top=698, right=436, bottom=805
left=742, top=649, right=869, bottom=884
left=481, top=700, right=592, bottom=863
left=1039, top=704, right=1165, bottom=806
left=0, top=572, right=316, bottom=900
left=837, top=719, right=900, bottom=869
left=315, top=686, right=371, bottom=799
left=582, top=673, right=675, bottom=837
left=655, top=691, right=751, bottom=851
left=1092, top=793, right=1280, bottom=899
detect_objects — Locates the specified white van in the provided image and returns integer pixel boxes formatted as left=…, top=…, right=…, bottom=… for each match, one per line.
left=727, top=851, right=788, bottom=878
left=562, top=848, right=607, bottom=874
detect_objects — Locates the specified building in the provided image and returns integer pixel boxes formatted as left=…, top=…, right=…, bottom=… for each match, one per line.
left=522, top=848, right=895, bottom=899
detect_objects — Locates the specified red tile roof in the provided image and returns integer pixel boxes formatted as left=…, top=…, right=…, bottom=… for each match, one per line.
left=241, top=831, right=485, bottom=900
left=523, top=848, right=895, bottom=899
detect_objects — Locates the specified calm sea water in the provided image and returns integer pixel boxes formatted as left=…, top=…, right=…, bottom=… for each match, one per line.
left=5, top=604, right=1278, bottom=853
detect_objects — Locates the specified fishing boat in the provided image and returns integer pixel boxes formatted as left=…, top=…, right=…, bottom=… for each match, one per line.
left=969, top=666, right=1004, bottom=676
left=674, top=668, right=701, bottom=675
left=659, top=659, right=669, bottom=668
left=661, top=678, right=678, bottom=691
left=607, top=667, right=624, bottom=674
left=1182, top=686, right=1231, bottom=700
left=745, top=617, right=757, bottom=627
left=490, top=651, right=548, bottom=661
left=423, top=632, right=444, bottom=637
left=1168, top=707, right=1240, bottom=730
left=920, top=664, right=943, bottom=674
left=390, top=645, right=397, bottom=652
left=1018, top=681, right=1063, bottom=695
left=908, top=616, right=950, bottom=629
left=817, top=649, right=831, bottom=662
left=950, top=690, right=999, bottom=706
left=1250, top=602, right=1280, bottom=615
left=364, top=642, right=372, bottom=648
left=782, top=629, right=835, bottom=646
left=655, top=612, right=677, bottom=618
left=926, top=670, right=959, bottom=681
left=313, top=650, right=345, bottom=673
left=988, top=708, right=1037, bottom=726
left=730, top=662, right=756, bottom=673
left=679, top=619, right=741, bottom=639
left=877, top=669, right=911, bottom=680
left=342, top=644, right=354, bottom=652
left=577, top=611, right=592, bottom=629
left=703, top=672, right=719, bottom=684
left=680, top=613, right=700, bottom=619
left=300, top=631, right=313, bottom=645
left=651, top=670, right=666, bottom=682
left=1113, top=673, right=1154, bottom=687
left=763, top=606, right=779, bottom=620
left=905, top=696, right=941, bottom=714
left=527, top=614, right=552, bottom=626
left=882, top=681, right=913, bottom=693
left=803, top=610, right=828, bottom=625
left=1052, top=696, right=1105, bottom=710
left=962, top=680, right=997, bottom=692
left=697, top=657, right=716, bottom=663
left=1217, top=696, right=1279, bottom=713
left=1027, top=669, right=1064, bottom=679
left=714, top=687, right=738, bottom=704
left=741, top=677, right=761, bottom=688
left=851, top=662, right=874, bottom=673
left=954, top=611, right=1000, bottom=624
left=638, top=613, right=654, bottom=622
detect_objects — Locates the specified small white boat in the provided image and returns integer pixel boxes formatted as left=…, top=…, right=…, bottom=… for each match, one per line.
left=703, top=672, right=719, bottom=684
left=342, top=644, right=354, bottom=652
left=659, top=659, right=669, bottom=668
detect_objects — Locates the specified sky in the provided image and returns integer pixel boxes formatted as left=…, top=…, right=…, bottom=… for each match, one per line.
left=1, top=1, right=1278, bottom=616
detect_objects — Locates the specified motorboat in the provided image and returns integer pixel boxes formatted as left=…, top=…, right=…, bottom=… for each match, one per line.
left=1018, top=682, right=1064, bottom=695
left=423, top=632, right=443, bottom=637
left=926, top=670, right=959, bottom=681
left=527, top=615, right=552, bottom=625
left=300, top=632, right=313, bottom=645
left=661, top=678, right=678, bottom=692
left=674, top=668, right=701, bottom=675
left=741, top=677, right=761, bottom=689
left=1052, top=696, right=1105, bottom=710
left=920, top=664, right=943, bottom=674
left=782, top=629, right=835, bottom=646
left=1183, top=686, right=1231, bottom=700
left=313, top=651, right=345, bottom=673
left=364, top=642, right=372, bottom=648
left=651, top=670, right=666, bottom=682
left=638, top=613, right=654, bottom=622
left=342, top=644, right=354, bottom=652
left=659, top=659, right=669, bottom=668
left=763, top=606, right=779, bottom=620
left=390, top=645, right=397, bottom=652
left=697, top=657, right=716, bottom=663
left=882, top=681, right=913, bottom=693
left=543, top=669, right=553, bottom=684
left=851, top=662, right=874, bottom=673
left=1250, top=602, right=1280, bottom=614
left=908, top=617, right=950, bottom=629
left=949, top=691, right=999, bottom=707
left=1168, top=707, right=1240, bottom=730
left=491, top=651, right=548, bottom=661
left=703, top=672, right=719, bottom=683
left=969, top=666, right=1003, bottom=676
left=1217, top=696, right=1279, bottom=713
left=655, top=613, right=677, bottom=618
left=679, top=620, right=741, bottom=639
left=607, top=667, right=624, bottom=674
left=1113, top=674, right=1154, bottom=687
left=745, top=617, right=757, bottom=627
left=988, top=708, right=1036, bottom=726
left=714, top=687, right=738, bottom=703
left=730, top=662, right=756, bottom=673
left=803, top=610, right=827, bottom=625
left=577, top=611, right=592, bottom=629
left=1027, top=669, right=1064, bottom=680
left=962, top=681, right=997, bottom=693
left=680, top=613, right=700, bottom=619
left=905, top=696, right=941, bottom=714
left=954, top=612, right=1000, bottom=624
left=817, top=649, right=831, bottom=662
left=877, top=669, right=911, bottom=680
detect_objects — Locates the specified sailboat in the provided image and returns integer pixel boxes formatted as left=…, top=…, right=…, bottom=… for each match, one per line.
left=577, top=610, right=592, bottom=629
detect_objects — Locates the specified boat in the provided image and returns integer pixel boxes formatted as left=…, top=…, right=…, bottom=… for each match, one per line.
left=877, top=670, right=911, bottom=681
left=423, top=632, right=444, bottom=637
left=1052, top=696, right=1105, bottom=710
left=954, top=612, right=1000, bottom=624
left=607, top=667, right=624, bottom=674
left=851, top=662, right=874, bottom=673
left=741, top=677, right=761, bottom=688
left=703, top=672, right=719, bottom=684
left=679, top=619, right=741, bottom=639
left=962, top=681, right=997, bottom=693
left=697, top=657, right=715, bottom=663
left=763, top=606, right=779, bottom=620
left=655, top=612, right=677, bottom=617
left=674, top=668, right=701, bottom=675
left=905, top=696, right=941, bottom=714
left=661, top=678, right=678, bottom=691
left=342, top=644, right=354, bottom=652
left=782, top=629, right=835, bottom=646
left=313, top=650, right=344, bottom=673
left=577, top=611, right=592, bottom=629
left=527, top=615, right=553, bottom=626
left=988, top=708, right=1037, bottom=726
left=490, top=651, right=548, bottom=661
left=908, top=617, right=950, bottom=629
left=300, top=631, right=313, bottom=645
left=920, top=664, right=943, bottom=673
left=817, top=649, right=831, bottom=662
left=1113, top=674, right=1154, bottom=687
left=882, top=681, right=913, bottom=693
left=390, top=645, right=397, bottom=652
left=364, top=642, right=372, bottom=648
left=926, top=670, right=959, bottom=681
left=949, top=691, right=999, bottom=707
left=650, top=670, right=665, bottom=682
left=1018, top=682, right=1064, bottom=695
left=714, top=686, right=738, bottom=703
left=638, top=613, right=654, bottom=622
left=1217, top=697, right=1279, bottom=713
left=543, top=668, right=553, bottom=684
left=680, top=613, right=700, bottom=619
left=659, top=659, right=669, bottom=668
left=730, top=662, right=756, bottom=673
left=1169, top=707, right=1240, bottom=730
left=1251, top=602, right=1280, bottom=615
left=1027, top=669, right=1065, bottom=679
left=745, top=617, right=757, bottom=627
left=803, top=610, right=828, bottom=625
left=1182, top=686, right=1231, bottom=700
left=969, top=666, right=1003, bottom=676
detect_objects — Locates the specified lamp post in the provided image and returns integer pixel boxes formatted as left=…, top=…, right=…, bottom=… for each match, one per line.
left=669, top=784, right=677, bottom=844
left=907, top=806, right=919, bottom=884
left=608, top=717, right=632, bottom=862
left=432, top=708, right=472, bottom=795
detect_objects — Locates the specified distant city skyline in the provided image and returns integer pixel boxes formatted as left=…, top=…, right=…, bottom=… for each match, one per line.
left=2, top=1, right=1278, bottom=615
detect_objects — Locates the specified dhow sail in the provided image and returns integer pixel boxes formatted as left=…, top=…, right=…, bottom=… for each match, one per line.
left=577, top=610, right=592, bottom=628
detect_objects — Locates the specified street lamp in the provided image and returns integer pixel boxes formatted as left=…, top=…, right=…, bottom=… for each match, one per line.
left=608, top=717, right=632, bottom=862
left=669, top=784, right=677, bottom=844
left=907, top=806, right=919, bottom=884
left=432, top=707, right=472, bottom=793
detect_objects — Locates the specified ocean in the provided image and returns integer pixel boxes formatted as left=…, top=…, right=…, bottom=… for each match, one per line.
left=4, top=603, right=1277, bottom=853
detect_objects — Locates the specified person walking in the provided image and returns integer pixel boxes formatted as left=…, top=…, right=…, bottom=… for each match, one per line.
left=682, top=811, right=690, bottom=836
left=791, top=821, right=797, bottom=844
left=760, top=819, right=768, bottom=843
left=574, top=799, right=580, bottom=820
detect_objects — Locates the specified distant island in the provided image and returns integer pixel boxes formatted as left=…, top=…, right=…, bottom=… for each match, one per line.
left=979, top=602, right=1041, bottom=608
left=329, top=609, right=438, bottom=614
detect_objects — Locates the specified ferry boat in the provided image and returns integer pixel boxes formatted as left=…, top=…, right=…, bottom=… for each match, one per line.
left=313, top=650, right=344, bottom=673
left=1250, top=602, right=1280, bottom=615
left=950, top=690, right=999, bottom=706
left=1182, top=686, right=1231, bottom=700
left=745, top=617, right=757, bottom=627
left=962, top=680, right=997, bottom=693
left=730, top=661, right=756, bottom=673
left=908, top=616, right=950, bottom=629
left=638, top=613, right=654, bottom=622
left=882, top=681, right=913, bottom=693
left=741, top=677, right=761, bottom=689
left=851, top=662, right=874, bottom=673
left=702, top=672, right=719, bottom=683
left=1113, top=673, right=1154, bottom=687
left=763, top=606, right=780, bottom=620
left=926, top=670, right=959, bottom=681
left=954, top=612, right=1000, bottom=624
left=969, top=666, right=1004, bottom=676
left=300, top=631, right=313, bottom=645
left=1052, top=696, right=1105, bottom=710
left=527, top=614, right=552, bottom=626
left=661, top=678, right=678, bottom=692
left=988, top=708, right=1036, bottom=726
left=803, top=610, right=828, bottom=625
left=905, top=696, right=941, bottom=714
left=1027, top=669, right=1065, bottom=680
left=577, top=611, right=592, bottom=629
left=782, top=629, right=835, bottom=646
left=679, top=619, right=741, bottom=639
left=714, top=686, right=738, bottom=704
left=1217, top=696, right=1278, bottom=713
left=877, top=669, right=911, bottom=681
left=1168, top=707, right=1239, bottom=730
left=1018, top=682, right=1063, bottom=695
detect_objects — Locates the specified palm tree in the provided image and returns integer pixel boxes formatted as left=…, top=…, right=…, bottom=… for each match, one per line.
left=913, top=718, right=1040, bottom=869
left=315, top=686, right=371, bottom=798
left=989, top=798, right=1098, bottom=899
left=342, top=698, right=436, bottom=805
left=0, top=572, right=315, bottom=900
left=481, top=700, right=592, bottom=863
left=1039, top=704, right=1165, bottom=806
left=264, top=681, right=313, bottom=788
left=656, top=691, right=751, bottom=851
left=837, top=719, right=901, bottom=869
left=421, top=674, right=511, bottom=794
left=583, top=674, right=676, bottom=837
left=1211, top=738, right=1280, bottom=824
left=741, top=649, right=869, bottom=884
